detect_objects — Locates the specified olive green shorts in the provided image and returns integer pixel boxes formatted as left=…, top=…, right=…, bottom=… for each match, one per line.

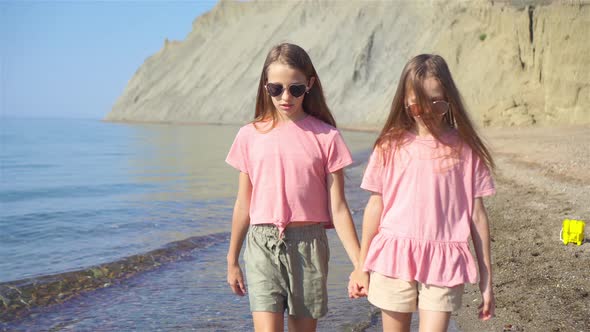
left=244, top=224, right=330, bottom=319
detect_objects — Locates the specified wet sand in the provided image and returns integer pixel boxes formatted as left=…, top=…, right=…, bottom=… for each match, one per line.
left=454, top=126, right=590, bottom=332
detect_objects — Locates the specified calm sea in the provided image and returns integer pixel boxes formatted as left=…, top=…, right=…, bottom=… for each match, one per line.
left=0, top=117, right=459, bottom=331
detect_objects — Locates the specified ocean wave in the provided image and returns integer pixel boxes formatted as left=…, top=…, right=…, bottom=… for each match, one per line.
left=0, top=232, right=229, bottom=322
left=0, top=182, right=155, bottom=203
left=0, top=163, right=56, bottom=170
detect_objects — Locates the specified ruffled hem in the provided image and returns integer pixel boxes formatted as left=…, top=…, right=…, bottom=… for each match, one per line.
left=363, top=232, right=478, bottom=287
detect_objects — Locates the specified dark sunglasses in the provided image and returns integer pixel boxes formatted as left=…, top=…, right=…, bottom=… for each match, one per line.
left=405, top=100, right=450, bottom=117
left=265, top=83, right=308, bottom=98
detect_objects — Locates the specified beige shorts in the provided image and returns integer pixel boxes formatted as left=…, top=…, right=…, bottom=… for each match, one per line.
left=367, top=272, right=464, bottom=313
left=244, top=224, right=330, bottom=319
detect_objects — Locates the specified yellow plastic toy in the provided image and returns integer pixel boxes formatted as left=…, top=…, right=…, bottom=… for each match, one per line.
left=560, top=219, right=585, bottom=246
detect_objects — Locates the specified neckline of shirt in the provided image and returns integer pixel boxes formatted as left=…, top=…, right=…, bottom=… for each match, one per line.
left=273, top=114, right=311, bottom=129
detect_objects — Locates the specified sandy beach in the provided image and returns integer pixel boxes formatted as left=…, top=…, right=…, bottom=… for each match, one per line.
left=101, top=2, right=590, bottom=326
left=1, top=121, right=587, bottom=331
left=452, top=126, right=590, bottom=332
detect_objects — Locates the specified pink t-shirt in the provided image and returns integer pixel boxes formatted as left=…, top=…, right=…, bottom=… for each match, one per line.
left=361, top=130, right=495, bottom=287
left=226, top=115, right=353, bottom=233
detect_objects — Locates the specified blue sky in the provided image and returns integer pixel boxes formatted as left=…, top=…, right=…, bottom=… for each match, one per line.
left=0, top=0, right=217, bottom=119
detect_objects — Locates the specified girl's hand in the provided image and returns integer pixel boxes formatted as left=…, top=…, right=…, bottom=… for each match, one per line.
left=478, top=285, right=495, bottom=320
left=227, top=263, right=247, bottom=296
left=348, top=269, right=369, bottom=298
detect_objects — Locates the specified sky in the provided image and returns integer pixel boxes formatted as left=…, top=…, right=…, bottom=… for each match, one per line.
left=0, top=0, right=218, bottom=119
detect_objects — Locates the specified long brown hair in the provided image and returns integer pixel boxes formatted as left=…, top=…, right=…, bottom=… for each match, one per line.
left=375, top=54, right=494, bottom=170
left=254, top=43, right=336, bottom=128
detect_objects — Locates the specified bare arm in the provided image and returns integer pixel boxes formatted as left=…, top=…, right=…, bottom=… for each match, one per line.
left=226, top=172, right=252, bottom=296
left=349, top=192, right=383, bottom=298
left=327, top=169, right=360, bottom=268
left=471, top=197, right=495, bottom=320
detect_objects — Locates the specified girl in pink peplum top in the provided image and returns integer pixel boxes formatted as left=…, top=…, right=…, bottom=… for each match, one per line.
left=349, top=54, right=496, bottom=331
left=225, top=43, right=360, bottom=332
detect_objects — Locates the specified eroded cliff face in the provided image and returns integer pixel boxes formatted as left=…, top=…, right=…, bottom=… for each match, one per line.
left=105, top=0, right=590, bottom=128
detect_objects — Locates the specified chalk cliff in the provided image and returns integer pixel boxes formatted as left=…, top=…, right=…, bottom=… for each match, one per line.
left=105, top=0, right=590, bottom=128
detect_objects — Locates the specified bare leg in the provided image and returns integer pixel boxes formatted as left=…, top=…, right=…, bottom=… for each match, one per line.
left=252, top=311, right=284, bottom=332
left=381, top=310, right=412, bottom=332
left=287, top=315, right=317, bottom=332
left=418, top=310, right=451, bottom=332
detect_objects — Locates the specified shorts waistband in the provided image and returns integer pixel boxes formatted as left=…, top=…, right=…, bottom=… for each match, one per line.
left=250, top=223, right=326, bottom=240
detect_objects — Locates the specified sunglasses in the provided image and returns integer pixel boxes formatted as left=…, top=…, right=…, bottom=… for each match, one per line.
left=265, top=83, right=308, bottom=98
left=405, top=100, right=450, bottom=117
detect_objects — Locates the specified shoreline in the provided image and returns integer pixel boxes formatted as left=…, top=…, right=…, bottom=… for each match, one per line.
left=0, top=233, right=229, bottom=323
left=101, top=118, right=382, bottom=132
left=102, top=118, right=590, bottom=132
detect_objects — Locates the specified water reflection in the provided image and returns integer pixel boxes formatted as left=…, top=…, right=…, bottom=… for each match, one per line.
left=127, top=123, right=242, bottom=201
left=126, top=123, right=377, bottom=201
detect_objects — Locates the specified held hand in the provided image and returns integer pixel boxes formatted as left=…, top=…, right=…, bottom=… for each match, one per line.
left=227, top=263, right=247, bottom=296
left=347, top=278, right=361, bottom=298
left=348, top=269, right=369, bottom=298
left=478, top=285, right=495, bottom=320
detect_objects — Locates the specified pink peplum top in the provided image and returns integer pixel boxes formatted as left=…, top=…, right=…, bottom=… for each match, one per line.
left=361, top=130, right=495, bottom=287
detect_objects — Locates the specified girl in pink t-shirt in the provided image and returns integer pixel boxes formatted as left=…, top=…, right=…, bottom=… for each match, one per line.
left=225, top=43, right=360, bottom=331
left=349, top=54, right=496, bottom=331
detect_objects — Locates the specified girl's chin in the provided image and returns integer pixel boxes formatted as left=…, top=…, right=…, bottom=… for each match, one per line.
left=277, top=107, right=304, bottom=117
